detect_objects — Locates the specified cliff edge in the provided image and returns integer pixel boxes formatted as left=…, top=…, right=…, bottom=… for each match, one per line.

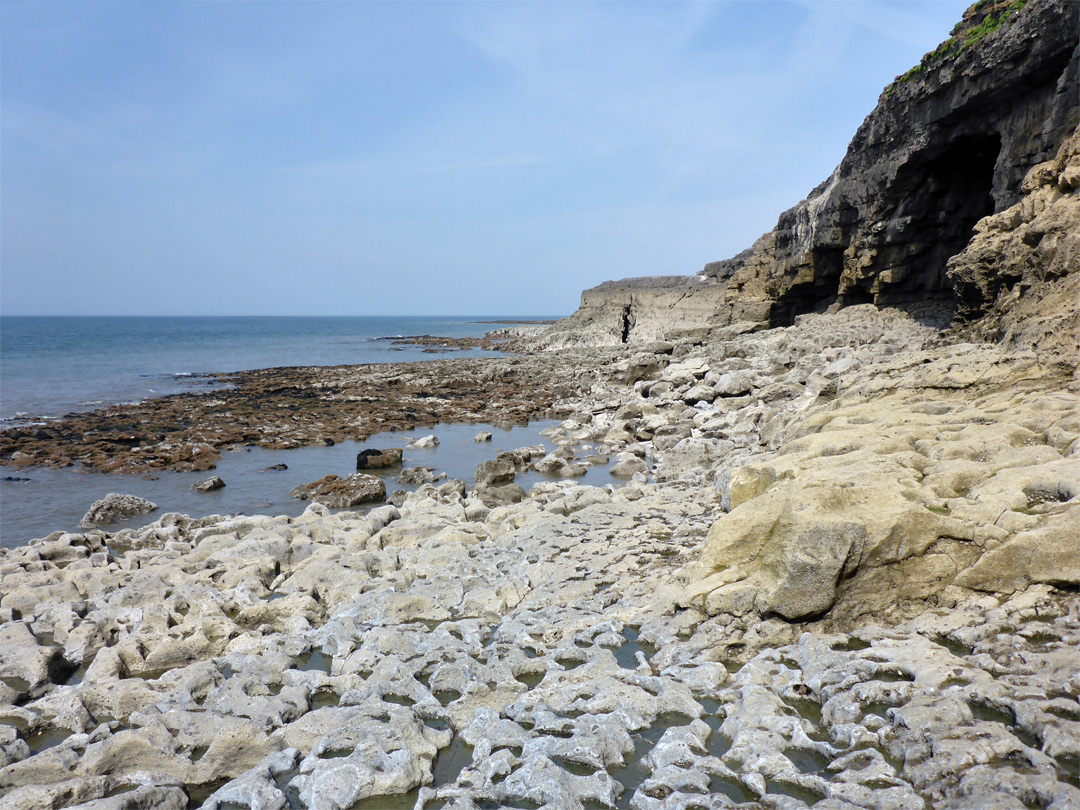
left=543, top=0, right=1079, bottom=360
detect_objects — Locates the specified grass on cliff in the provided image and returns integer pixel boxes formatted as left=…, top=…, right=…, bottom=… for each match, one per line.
left=884, top=0, right=1027, bottom=96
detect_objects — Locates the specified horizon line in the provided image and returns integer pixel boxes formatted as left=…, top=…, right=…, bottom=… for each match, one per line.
left=0, top=313, right=568, bottom=319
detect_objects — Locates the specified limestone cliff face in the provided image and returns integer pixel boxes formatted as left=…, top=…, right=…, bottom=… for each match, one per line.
left=716, top=0, right=1078, bottom=325
left=536, top=276, right=729, bottom=347
left=546, top=0, right=1078, bottom=350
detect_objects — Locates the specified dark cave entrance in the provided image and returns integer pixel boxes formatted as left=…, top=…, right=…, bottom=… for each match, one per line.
left=769, top=131, right=1002, bottom=327
left=880, top=131, right=1001, bottom=301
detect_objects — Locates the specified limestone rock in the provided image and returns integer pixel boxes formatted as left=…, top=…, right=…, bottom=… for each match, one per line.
left=289, top=473, right=386, bottom=508
left=712, top=370, right=753, bottom=397
left=473, top=483, right=527, bottom=507
left=193, top=476, right=225, bottom=493
left=609, top=455, right=648, bottom=478
left=398, top=466, right=442, bottom=485
left=537, top=276, right=729, bottom=348
left=79, top=494, right=157, bottom=529
left=948, top=124, right=1080, bottom=369
left=475, top=458, right=516, bottom=487
left=683, top=340, right=1080, bottom=625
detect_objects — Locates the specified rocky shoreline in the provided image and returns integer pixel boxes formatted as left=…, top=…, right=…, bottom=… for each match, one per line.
left=0, top=351, right=613, bottom=475
left=1, top=303, right=1077, bottom=810
left=2, top=1, right=1078, bottom=807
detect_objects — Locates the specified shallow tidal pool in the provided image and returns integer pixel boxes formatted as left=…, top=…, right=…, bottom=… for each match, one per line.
left=0, top=420, right=626, bottom=549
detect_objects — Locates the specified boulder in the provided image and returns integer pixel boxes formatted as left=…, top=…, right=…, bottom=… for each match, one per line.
left=682, top=384, right=717, bottom=405
left=496, top=445, right=546, bottom=471
left=651, top=424, right=693, bottom=451
left=289, top=474, right=386, bottom=508
left=406, top=435, right=439, bottom=449
left=474, top=431, right=493, bottom=442
left=356, top=448, right=404, bottom=470
left=79, top=494, right=157, bottom=529
left=713, top=371, right=754, bottom=397
left=475, top=458, right=517, bottom=487
left=473, top=483, right=527, bottom=507
left=398, top=467, right=443, bottom=485
left=532, top=453, right=567, bottom=475
left=609, top=456, right=648, bottom=478
left=193, top=476, right=226, bottom=492
left=681, top=476, right=958, bottom=620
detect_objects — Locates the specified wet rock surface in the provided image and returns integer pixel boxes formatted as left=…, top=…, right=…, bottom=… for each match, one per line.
left=0, top=352, right=617, bottom=474
left=78, top=494, right=158, bottom=529
left=356, top=448, right=404, bottom=471
left=289, top=473, right=387, bottom=508
left=2, top=303, right=1077, bottom=810
left=194, top=476, right=226, bottom=493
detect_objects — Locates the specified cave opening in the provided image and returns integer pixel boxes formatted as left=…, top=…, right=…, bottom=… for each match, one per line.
left=878, top=131, right=1002, bottom=302
left=768, top=131, right=1002, bottom=327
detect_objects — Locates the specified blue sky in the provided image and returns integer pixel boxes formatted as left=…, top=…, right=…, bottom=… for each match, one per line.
left=1, top=0, right=969, bottom=317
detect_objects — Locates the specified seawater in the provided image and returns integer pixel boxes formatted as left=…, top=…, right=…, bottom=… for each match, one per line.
left=2, top=420, right=625, bottom=549
left=0, top=315, right=610, bottom=549
left=1, top=315, right=536, bottom=423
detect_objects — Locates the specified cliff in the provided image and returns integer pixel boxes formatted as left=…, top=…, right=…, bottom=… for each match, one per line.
left=532, top=276, right=729, bottom=348
left=544, top=0, right=1079, bottom=356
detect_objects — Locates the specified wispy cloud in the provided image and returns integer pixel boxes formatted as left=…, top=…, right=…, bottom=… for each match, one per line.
left=1, top=0, right=970, bottom=316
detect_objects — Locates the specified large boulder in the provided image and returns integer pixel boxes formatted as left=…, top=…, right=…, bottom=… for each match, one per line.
left=680, top=362, right=1080, bottom=624
left=79, top=494, right=158, bottom=529
left=289, top=474, right=386, bottom=508
left=682, top=475, right=960, bottom=621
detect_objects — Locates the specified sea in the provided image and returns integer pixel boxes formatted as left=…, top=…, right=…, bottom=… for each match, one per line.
left=0, top=315, right=614, bottom=549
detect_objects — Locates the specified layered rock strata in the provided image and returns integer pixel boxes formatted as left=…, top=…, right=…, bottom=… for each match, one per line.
left=947, top=123, right=1080, bottom=366
left=544, top=0, right=1078, bottom=347
left=713, top=0, right=1079, bottom=325
left=535, top=277, right=728, bottom=348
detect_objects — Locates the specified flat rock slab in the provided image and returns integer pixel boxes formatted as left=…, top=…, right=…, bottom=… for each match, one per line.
left=289, top=473, right=386, bottom=508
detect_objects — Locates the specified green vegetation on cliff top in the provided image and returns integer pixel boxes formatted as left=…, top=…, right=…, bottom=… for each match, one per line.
left=885, top=0, right=1028, bottom=96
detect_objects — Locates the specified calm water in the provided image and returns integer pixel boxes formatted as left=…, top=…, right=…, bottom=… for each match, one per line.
left=0, top=315, right=594, bottom=548
left=1, top=420, right=626, bottom=549
left=1, top=316, right=548, bottom=423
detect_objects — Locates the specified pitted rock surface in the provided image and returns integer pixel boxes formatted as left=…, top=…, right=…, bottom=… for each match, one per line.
left=1, top=290, right=1077, bottom=810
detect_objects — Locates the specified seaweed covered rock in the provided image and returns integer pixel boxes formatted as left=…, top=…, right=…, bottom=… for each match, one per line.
left=289, top=473, right=386, bottom=508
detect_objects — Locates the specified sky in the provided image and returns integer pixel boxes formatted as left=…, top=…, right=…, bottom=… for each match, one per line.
left=1, top=0, right=970, bottom=317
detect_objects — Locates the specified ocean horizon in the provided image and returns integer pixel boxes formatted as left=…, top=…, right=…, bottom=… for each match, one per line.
left=0, top=314, right=568, bottom=547
left=0, top=314, right=562, bottom=425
